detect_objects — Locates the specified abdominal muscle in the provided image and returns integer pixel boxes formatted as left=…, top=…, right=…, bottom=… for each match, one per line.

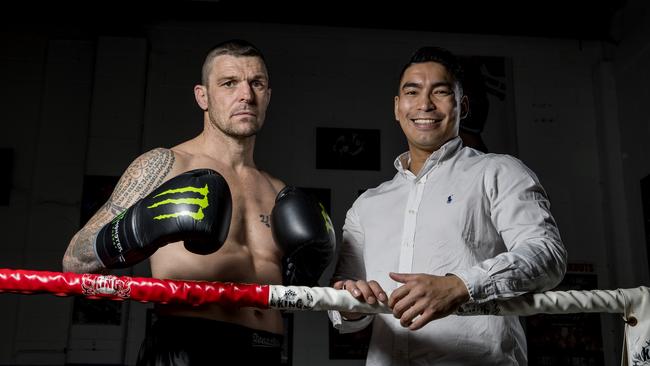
left=149, top=240, right=284, bottom=334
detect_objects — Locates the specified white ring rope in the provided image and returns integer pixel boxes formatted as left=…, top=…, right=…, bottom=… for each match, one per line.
left=269, top=286, right=648, bottom=317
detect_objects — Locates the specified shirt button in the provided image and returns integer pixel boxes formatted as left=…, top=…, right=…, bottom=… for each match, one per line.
left=408, top=210, right=415, bottom=214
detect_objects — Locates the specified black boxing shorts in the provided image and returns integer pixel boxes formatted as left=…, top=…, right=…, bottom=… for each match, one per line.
left=136, top=315, right=283, bottom=366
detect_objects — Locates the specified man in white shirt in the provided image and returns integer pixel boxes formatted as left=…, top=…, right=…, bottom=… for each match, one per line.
left=329, top=46, right=567, bottom=365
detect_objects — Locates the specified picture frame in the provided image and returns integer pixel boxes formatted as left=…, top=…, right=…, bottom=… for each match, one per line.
left=457, top=55, right=517, bottom=156
left=316, top=127, right=380, bottom=171
left=525, top=263, right=605, bottom=365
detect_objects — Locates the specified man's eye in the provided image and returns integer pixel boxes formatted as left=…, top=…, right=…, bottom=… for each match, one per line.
left=434, top=89, right=452, bottom=96
left=252, top=80, right=265, bottom=88
left=223, top=81, right=235, bottom=87
left=404, top=90, right=417, bottom=96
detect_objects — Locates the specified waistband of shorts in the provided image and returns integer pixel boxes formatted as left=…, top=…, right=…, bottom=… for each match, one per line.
left=153, top=314, right=283, bottom=348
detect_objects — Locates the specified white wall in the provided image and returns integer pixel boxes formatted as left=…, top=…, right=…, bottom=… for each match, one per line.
left=0, top=17, right=646, bottom=365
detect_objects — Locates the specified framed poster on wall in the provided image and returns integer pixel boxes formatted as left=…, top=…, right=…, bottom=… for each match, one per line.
left=525, top=263, right=605, bottom=365
left=458, top=55, right=517, bottom=156
left=316, top=127, right=380, bottom=171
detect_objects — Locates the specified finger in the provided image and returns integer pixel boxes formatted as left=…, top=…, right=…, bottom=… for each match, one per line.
left=392, top=294, right=417, bottom=319
left=342, top=280, right=364, bottom=298
left=388, top=284, right=413, bottom=308
left=355, top=280, right=377, bottom=304
left=332, top=280, right=345, bottom=290
left=388, top=284, right=410, bottom=308
left=367, top=280, right=388, bottom=303
left=399, top=302, right=425, bottom=328
left=389, top=272, right=414, bottom=284
left=409, top=309, right=435, bottom=331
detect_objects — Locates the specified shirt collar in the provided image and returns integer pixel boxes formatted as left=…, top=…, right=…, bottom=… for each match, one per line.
left=393, top=136, right=463, bottom=179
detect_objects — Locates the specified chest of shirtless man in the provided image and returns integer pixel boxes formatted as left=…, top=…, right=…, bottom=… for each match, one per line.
left=151, top=145, right=285, bottom=334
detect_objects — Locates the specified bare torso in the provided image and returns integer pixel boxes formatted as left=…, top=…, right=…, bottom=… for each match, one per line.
left=150, top=141, right=284, bottom=334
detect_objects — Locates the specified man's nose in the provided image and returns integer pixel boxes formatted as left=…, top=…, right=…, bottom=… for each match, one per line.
left=417, top=94, right=435, bottom=111
left=238, top=83, right=254, bottom=103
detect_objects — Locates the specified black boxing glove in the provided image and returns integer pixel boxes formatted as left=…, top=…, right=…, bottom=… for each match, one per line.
left=94, top=168, right=232, bottom=268
left=271, top=186, right=336, bottom=286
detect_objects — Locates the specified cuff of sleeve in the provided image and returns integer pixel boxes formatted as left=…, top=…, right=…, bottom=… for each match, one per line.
left=447, top=267, right=496, bottom=304
left=327, top=310, right=374, bottom=334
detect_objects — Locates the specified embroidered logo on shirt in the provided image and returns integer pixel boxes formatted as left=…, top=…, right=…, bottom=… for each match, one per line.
left=447, top=195, right=453, bottom=204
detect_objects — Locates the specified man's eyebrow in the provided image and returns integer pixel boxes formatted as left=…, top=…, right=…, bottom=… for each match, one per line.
left=401, top=81, right=422, bottom=90
left=401, top=81, right=452, bottom=90
left=250, top=73, right=268, bottom=81
left=431, top=81, right=453, bottom=89
left=216, top=75, right=238, bottom=83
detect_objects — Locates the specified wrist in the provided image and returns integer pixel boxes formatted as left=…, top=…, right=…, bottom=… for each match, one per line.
left=445, top=273, right=471, bottom=303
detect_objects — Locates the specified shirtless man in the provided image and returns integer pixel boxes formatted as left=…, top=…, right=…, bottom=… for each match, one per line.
left=62, top=39, right=335, bottom=366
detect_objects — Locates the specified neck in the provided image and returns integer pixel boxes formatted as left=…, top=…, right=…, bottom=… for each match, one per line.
left=407, top=136, right=458, bottom=175
left=407, top=148, right=431, bottom=176
left=198, top=119, right=257, bottom=170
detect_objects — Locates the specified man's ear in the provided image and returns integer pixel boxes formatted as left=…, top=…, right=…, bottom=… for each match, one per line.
left=459, top=95, right=469, bottom=120
left=194, top=85, right=208, bottom=111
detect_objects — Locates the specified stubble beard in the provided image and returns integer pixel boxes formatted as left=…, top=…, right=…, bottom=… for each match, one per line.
left=209, top=113, right=261, bottom=139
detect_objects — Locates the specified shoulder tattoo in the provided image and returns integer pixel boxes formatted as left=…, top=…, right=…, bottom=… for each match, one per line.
left=111, top=148, right=175, bottom=206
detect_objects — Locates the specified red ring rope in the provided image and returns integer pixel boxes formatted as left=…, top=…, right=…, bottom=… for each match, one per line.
left=0, top=268, right=269, bottom=308
left=3, top=268, right=647, bottom=366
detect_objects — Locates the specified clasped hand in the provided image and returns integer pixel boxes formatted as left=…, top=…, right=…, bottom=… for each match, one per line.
left=333, top=272, right=470, bottom=330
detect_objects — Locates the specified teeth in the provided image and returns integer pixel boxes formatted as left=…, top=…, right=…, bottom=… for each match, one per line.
left=412, top=119, right=437, bottom=125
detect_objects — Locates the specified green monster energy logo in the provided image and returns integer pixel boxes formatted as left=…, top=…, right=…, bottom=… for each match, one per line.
left=318, top=202, right=333, bottom=233
left=147, top=184, right=210, bottom=221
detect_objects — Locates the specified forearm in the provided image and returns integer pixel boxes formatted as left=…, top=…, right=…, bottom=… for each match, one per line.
left=62, top=229, right=106, bottom=274
left=451, top=237, right=567, bottom=303
left=470, top=156, right=568, bottom=302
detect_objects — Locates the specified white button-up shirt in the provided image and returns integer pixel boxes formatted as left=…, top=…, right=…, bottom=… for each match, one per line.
left=329, top=137, right=567, bottom=365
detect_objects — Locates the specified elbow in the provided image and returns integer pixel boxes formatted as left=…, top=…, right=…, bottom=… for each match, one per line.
left=61, top=255, right=75, bottom=273
left=61, top=245, right=86, bottom=274
left=546, top=241, right=568, bottom=289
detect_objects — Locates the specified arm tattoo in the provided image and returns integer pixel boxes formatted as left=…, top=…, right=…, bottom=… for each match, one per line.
left=111, top=148, right=175, bottom=207
left=63, top=148, right=175, bottom=273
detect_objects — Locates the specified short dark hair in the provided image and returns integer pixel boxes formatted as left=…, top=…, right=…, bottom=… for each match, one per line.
left=201, top=39, right=268, bottom=85
left=397, top=46, right=464, bottom=95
